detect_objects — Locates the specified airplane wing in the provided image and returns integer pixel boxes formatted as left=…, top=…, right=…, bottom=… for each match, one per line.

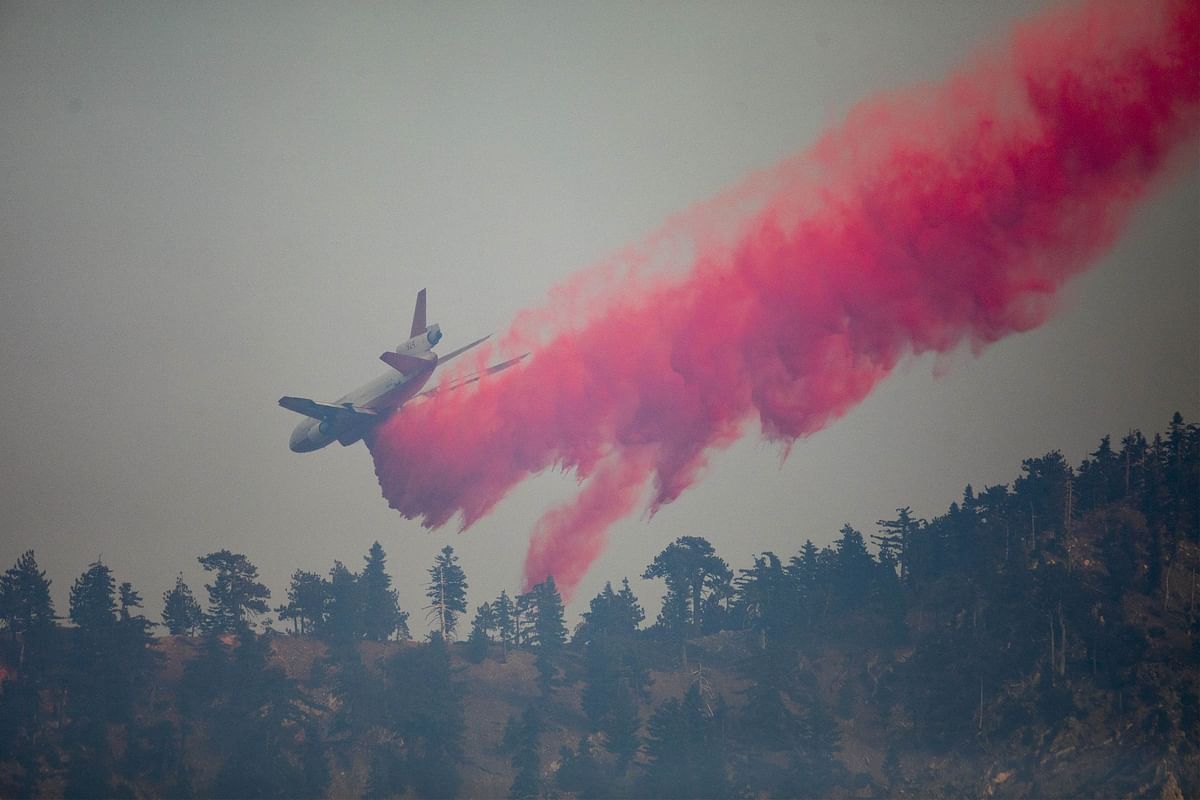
left=278, top=396, right=378, bottom=423
left=417, top=353, right=528, bottom=398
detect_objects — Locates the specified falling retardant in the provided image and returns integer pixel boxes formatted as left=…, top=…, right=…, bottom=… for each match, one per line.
left=368, top=0, right=1199, bottom=599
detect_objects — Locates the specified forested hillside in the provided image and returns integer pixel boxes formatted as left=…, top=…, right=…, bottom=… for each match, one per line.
left=1, top=414, right=1197, bottom=798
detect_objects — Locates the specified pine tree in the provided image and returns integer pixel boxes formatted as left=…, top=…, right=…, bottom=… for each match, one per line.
left=494, top=590, right=516, bottom=660
left=197, top=550, right=270, bottom=635
left=1014, top=451, right=1072, bottom=548
left=326, top=642, right=383, bottom=737
left=556, top=736, right=613, bottom=799
left=63, top=560, right=160, bottom=794
left=180, top=633, right=322, bottom=798
left=530, top=576, right=567, bottom=650
left=874, top=507, right=920, bottom=583
left=602, top=683, right=642, bottom=770
left=111, top=579, right=161, bottom=721
left=276, top=569, right=326, bottom=636
left=579, top=582, right=616, bottom=643
left=581, top=580, right=650, bottom=731
left=529, top=576, right=567, bottom=693
left=615, top=577, right=646, bottom=632
left=0, top=552, right=57, bottom=796
left=503, top=705, right=543, bottom=800
left=739, top=640, right=803, bottom=749
left=361, top=541, right=409, bottom=641
left=425, top=546, right=467, bottom=639
left=514, top=591, right=533, bottom=648
left=0, top=550, right=56, bottom=669
left=323, top=561, right=364, bottom=643
left=379, top=635, right=465, bottom=798
left=787, top=539, right=823, bottom=628
left=657, top=591, right=691, bottom=646
left=641, top=685, right=728, bottom=799
left=643, top=536, right=731, bottom=637
left=70, top=561, right=117, bottom=631
left=734, top=552, right=793, bottom=649
left=162, top=573, right=203, bottom=636
left=580, top=578, right=644, bottom=643
left=792, top=690, right=844, bottom=794
left=832, top=524, right=874, bottom=608
left=466, top=602, right=496, bottom=663
left=118, top=581, right=143, bottom=620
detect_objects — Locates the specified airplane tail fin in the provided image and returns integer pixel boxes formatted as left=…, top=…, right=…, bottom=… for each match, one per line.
left=410, top=289, right=427, bottom=338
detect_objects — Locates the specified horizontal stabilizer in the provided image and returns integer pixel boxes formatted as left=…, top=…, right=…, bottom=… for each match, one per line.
left=380, top=350, right=437, bottom=374
left=437, top=334, right=491, bottom=365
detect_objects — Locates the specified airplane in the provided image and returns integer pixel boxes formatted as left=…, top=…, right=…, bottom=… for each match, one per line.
left=279, top=289, right=524, bottom=452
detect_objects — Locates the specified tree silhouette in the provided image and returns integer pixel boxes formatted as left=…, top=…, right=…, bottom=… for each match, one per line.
left=377, top=636, right=465, bottom=798
left=361, top=541, right=409, bottom=641
left=555, top=735, right=612, bottom=799
left=180, top=632, right=323, bottom=797
left=529, top=576, right=567, bottom=693
left=579, top=578, right=644, bottom=643
left=323, top=561, right=364, bottom=643
left=0, top=551, right=55, bottom=636
left=641, top=685, right=728, bottom=799
left=162, top=573, right=202, bottom=636
left=197, top=550, right=270, bottom=634
left=69, top=561, right=117, bottom=632
left=503, top=705, right=543, bottom=800
left=832, top=524, right=874, bottom=609
left=643, top=536, right=731, bottom=637
left=494, top=590, right=516, bottom=660
left=580, top=580, right=650, bottom=733
left=276, top=569, right=326, bottom=636
left=3, top=414, right=1199, bottom=799
left=734, top=552, right=795, bottom=649
left=425, top=546, right=467, bottom=639
left=466, top=602, right=496, bottom=663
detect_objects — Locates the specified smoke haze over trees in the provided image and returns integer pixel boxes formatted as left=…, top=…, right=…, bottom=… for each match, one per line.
left=1, top=415, right=1197, bottom=797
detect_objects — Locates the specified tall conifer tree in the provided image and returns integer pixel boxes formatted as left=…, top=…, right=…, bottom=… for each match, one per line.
left=197, top=550, right=270, bottom=635
left=362, top=541, right=409, bottom=641
left=162, top=573, right=202, bottom=636
left=425, top=546, right=467, bottom=639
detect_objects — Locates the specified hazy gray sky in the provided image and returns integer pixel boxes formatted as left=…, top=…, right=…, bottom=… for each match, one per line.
left=2, top=1, right=1196, bottom=628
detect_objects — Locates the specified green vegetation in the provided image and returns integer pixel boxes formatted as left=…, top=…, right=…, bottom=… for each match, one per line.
left=0, top=414, right=1197, bottom=797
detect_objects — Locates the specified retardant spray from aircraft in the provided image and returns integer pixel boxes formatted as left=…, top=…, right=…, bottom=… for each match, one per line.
left=367, top=0, right=1199, bottom=599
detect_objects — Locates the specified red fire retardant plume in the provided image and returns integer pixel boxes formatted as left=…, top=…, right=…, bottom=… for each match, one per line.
left=368, top=0, right=1199, bottom=599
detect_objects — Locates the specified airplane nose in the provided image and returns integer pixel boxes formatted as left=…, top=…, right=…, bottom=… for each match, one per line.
left=290, top=423, right=317, bottom=452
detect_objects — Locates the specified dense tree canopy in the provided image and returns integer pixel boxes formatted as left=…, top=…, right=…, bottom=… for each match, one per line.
left=1, top=413, right=1197, bottom=799
left=643, top=536, right=732, bottom=638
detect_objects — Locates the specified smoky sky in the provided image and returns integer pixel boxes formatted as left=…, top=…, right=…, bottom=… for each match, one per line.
left=1, top=1, right=1196, bottom=627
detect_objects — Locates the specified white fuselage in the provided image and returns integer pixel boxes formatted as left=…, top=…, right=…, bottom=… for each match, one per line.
left=287, top=325, right=441, bottom=452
